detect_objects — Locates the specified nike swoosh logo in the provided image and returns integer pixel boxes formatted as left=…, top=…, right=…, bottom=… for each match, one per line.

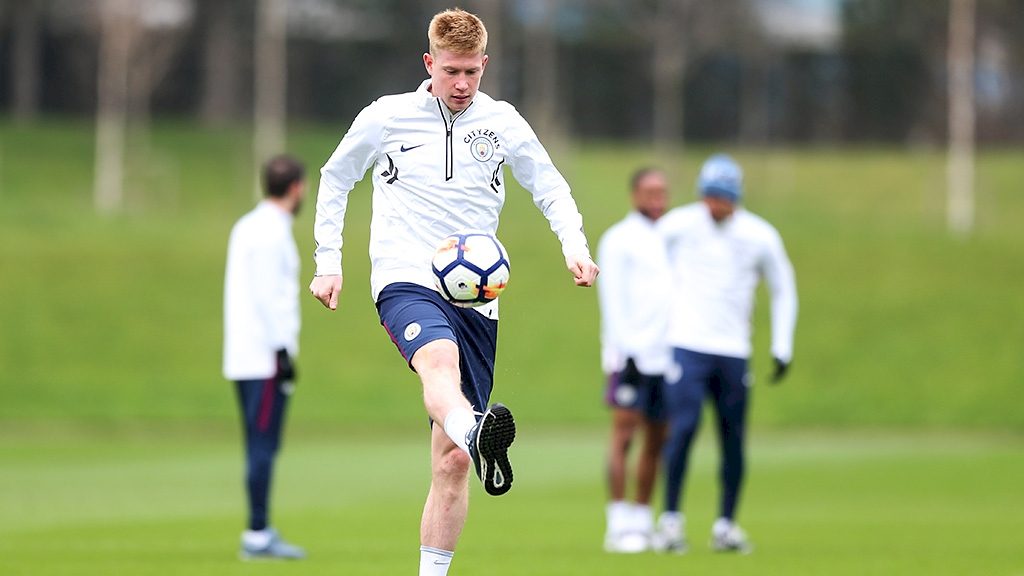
left=400, top=143, right=425, bottom=152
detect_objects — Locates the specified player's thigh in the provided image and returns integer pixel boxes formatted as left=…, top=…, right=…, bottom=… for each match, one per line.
left=665, top=348, right=711, bottom=417
left=710, top=355, right=750, bottom=432
left=377, top=282, right=459, bottom=370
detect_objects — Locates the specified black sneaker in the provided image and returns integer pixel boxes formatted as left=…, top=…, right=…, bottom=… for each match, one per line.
left=466, top=403, right=516, bottom=496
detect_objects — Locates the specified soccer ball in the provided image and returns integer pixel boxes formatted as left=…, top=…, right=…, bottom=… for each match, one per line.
left=431, top=231, right=511, bottom=307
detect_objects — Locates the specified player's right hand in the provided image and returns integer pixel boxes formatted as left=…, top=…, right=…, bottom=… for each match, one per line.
left=309, top=274, right=343, bottom=310
left=566, top=254, right=599, bottom=287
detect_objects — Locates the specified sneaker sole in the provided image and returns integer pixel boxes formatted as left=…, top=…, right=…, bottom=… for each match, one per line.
left=476, top=404, right=516, bottom=496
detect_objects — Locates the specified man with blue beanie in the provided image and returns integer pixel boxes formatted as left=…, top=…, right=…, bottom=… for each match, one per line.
left=653, top=154, right=798, bottom=554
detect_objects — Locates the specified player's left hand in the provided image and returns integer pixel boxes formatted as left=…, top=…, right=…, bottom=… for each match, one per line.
left=566, top=254, right=599, bottom=287
left=771, top=357, right=790, bottom=384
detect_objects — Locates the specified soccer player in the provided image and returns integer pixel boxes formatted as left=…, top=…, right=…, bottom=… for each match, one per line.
left=223, top=155, right=307, bottom=560
left=308, top=9, right=598, bottom=576
left=655, top=154, right=797, bottom=553
left=596, top=168, right=673, bottom=553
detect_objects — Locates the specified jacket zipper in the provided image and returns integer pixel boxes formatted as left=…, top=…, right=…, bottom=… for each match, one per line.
left=437, top=100, right=467, bottom=182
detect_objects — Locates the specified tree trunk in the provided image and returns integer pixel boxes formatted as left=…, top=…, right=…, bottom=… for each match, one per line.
left=94, top=0, right=136, bottom=214
left=471, top=0, right=503, bottom=98
left=947, top=0, right=976, bottom=236
left=253, top=0, right=287, bottom=198
left=11, top=0, right=42, bottom=123
left=520, top=0, right=562, bottom=142
left=651, top=0, right=690, bottom=156
left=201, top=0, right=241, bottom=126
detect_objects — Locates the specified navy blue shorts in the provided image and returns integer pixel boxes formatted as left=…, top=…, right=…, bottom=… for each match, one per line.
left=376, top=282, right=499, bottom=414
left=606, top=369, right=667, bottom=422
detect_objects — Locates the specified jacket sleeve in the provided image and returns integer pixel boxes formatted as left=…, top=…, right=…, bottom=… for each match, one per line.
left=506, top=109, right=591, bottom=259
left=313, top=101, right=386, bottom=276
left=760, top=227, right=798, bottom=363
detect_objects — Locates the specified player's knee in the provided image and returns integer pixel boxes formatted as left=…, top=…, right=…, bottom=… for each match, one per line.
left=435, top=448, right=471, bottom=482
left=413, top=340, right=460, bottom=377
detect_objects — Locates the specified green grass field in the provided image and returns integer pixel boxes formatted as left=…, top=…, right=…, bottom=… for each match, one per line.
left=1, top=121, right=1023, bottom=574
left=1, top=428, right=1021, bottom=575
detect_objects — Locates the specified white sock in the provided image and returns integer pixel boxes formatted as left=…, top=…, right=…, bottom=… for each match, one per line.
left=242, top=528, right=273, bottom=548
left=713, top=517, right=733, bottom=537
left=419, top=545, right=454, bottom=576
left=442, top=408, right=476, bottom=455
left=632, top=504, right=654, bottom=534
left=606, top=500, right=630, bottom=535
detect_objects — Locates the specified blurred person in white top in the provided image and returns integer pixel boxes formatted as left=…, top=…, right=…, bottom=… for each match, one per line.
left=654, top=154, right=797, bottom=554
left=308, top=9, right=598, bottom=576
left=223, top=155, right=306, bottom=560
left=596, top=168, right=673, bottom=553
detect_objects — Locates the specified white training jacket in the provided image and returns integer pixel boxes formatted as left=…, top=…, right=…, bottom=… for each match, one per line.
left=597, top=212, right=673, bottom=375
left=658, top=202, right=797, bottom=362
left=223, top=201, right=300, bottom=381
left=314, top=80, right=591, bottom=318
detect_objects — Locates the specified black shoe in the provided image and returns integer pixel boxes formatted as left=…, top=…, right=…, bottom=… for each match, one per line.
left=466, top=403, right=516, bottom=496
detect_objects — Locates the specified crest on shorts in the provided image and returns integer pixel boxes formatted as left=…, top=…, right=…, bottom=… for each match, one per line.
left=404, top=322, right=422, bottom=341
left=470, top=136, right=495, bottom=162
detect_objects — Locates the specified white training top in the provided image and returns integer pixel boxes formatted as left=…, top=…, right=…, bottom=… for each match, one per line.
left=597, top=211, right=673, bottom=375
left=658, top=202, right=797, bottom=362
left=223, top=201, right=300, bottom=380
left=313, top=80, right=591, bottom=318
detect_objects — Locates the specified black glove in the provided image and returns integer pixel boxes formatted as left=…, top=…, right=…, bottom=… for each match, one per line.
left=275, top=348, right=297, bottom=383
left=771, top=357, right=789, bottom=384
left=620, top=357, right=641, bottom=386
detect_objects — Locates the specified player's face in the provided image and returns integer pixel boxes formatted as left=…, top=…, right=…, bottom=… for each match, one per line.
left=632, top=172, right=669, bottom=221
left=424, top=49, right=488, bottom=113
left=288, top=180, right=307, bottom=216
left=703, top=196, right=736, bottom=223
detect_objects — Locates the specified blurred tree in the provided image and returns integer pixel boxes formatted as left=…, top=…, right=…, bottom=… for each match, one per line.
left=519, top=0, right=564, bottom=142
left=253, top=0, right=287, bottom=198
left=94, top=0, right=136, bottom=214
left=200, top=0, right=242, bottom=126
left=947, top=0, right=975, bottom=236
left=469, top=0, right=504, bottom=98
left=11, top=0, right=42, bottom=123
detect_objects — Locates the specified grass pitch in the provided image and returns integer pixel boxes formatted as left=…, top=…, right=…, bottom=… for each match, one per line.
left=0, top=428, right=1021, bottom=575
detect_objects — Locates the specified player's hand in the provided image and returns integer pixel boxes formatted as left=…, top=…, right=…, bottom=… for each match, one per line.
left=566, top=254, right=599, bottom=287
left=309, top=274, right=343, bottom=310
left=275, top=348, right=297, bottom=383
left=771, top=357, right=790, bottom=384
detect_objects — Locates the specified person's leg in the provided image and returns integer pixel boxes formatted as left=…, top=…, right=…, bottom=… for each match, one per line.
left=606, top=405, right=641, bottom=549
left=420, top=424, right=472, bottom=551
left=709, top=356, right=749, bottom=522
left=635, top=374, right=667, bottom=508
left=608, top=407, right=641, bottom=500
left=708, top=355, right=752, bottom=553
left=656, top=350, right=710, bottom=552
left=235, top=379, right=303, bottom=559
left=376, top=284, right=508, bottom=574
left=662, top=350, right=709, bottom=514
left=236, top=378, right=289, bottom=532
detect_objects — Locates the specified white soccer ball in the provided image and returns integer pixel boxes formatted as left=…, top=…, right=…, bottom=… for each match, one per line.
left=431, top=231, right=511, bottom=308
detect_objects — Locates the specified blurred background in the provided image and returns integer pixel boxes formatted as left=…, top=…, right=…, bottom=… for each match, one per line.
left=0, top=1, right=1022, bottom=574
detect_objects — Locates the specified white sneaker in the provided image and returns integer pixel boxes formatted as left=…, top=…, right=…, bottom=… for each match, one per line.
left=711, top=519, right=752, bottom=554
left=652, top=512, right=687, bottom=554
left=604, top=530, right=648, bottom=554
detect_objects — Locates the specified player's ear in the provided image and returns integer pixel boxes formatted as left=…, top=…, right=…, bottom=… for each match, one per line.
left=481, top=54, right=489, bottom=73
left=423, top=52, right=433, bottom=74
